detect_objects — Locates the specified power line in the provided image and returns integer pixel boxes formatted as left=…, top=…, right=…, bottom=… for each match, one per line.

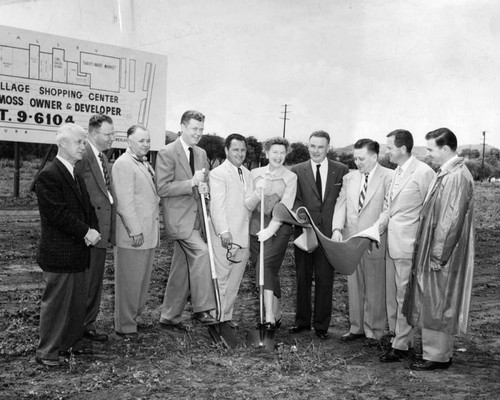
left=280, top=104, right=291, bottom=138
left=481, top=131, right=486, bottom=180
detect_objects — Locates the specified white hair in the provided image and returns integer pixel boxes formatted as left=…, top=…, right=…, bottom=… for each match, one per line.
left=55, top=123, right=85, bottom=146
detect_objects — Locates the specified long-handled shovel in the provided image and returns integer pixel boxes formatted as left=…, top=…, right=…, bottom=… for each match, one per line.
left=200, top=172, right=237, bottom=348
left=246, top=189, right=275, bottom=351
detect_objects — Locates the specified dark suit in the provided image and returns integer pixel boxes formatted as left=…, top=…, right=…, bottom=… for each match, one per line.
left=35, top=157, right=98, bottom=360
left=75, top=142, right=115, bottom=332
left=291, top=159, right=348, bottom=331
left=156, top=138, right=215, bottom=324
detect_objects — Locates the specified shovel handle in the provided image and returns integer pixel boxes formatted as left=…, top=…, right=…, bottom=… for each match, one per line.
left=259, top=188, right=265, bottom=324
left=200, top=170, right=222, bottom=321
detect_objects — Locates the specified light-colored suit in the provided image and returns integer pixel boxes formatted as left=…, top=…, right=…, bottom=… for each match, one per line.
left=209, top=160, right=253, bottom=322
left=156, top=138, right=215, bottom=324
left=332, top=163, right=393, bottom=339
left=112, top=150, right=160, bottom=333
left=75, top=142, right=115, bottom=332
left=384, top=157, right=435, bottom=350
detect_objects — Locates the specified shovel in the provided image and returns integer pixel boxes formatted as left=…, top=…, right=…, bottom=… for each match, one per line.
left=246, top=188, right=275, bottom=351
left=200, top=172, right=237, bottom=348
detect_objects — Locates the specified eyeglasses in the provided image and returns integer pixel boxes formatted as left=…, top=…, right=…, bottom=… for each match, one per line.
left=226, top=242, right=243, bottom=263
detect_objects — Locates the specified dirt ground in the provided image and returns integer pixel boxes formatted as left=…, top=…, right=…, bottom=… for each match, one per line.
left=1, top=165, right=499, bottom=399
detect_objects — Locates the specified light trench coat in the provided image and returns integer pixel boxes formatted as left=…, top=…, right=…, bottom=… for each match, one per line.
left=403, top=157, right=474, bottom=334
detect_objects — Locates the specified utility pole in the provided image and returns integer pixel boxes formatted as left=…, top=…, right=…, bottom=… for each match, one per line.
left=280, top=104, right=290, bottom=138
left=481, top=131, right=486, bottom=180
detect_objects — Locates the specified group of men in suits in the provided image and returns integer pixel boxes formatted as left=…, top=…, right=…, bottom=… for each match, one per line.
left=155, top=112, right=254, bottom=331
left=34, top=112, right=473, bottom=372
left=323, top=128, right=473, bottom=372
left=34, top=114, right=125, bottom=366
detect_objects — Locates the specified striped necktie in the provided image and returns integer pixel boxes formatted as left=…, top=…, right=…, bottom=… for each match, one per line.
left=358, top=173, right=369, bottom=213
left=98, top=152, right=111, bottom=190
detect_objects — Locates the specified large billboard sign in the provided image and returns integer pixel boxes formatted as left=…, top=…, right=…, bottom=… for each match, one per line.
left=0, top=25, right=167, bottom=150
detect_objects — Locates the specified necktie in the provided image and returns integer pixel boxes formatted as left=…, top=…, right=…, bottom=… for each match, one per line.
left=133, top=155, right=155, bottom=182
left=391, top=166, right=402, bottom=199
left=73, top=172, right=82, bottom=197
left=188, top=147, right=195, bottom=175
left=315, top=164, right=322, bottom=201
left=358, top=173, right=369, bottom=213
left=98, top=152, right=111, bottom=190
left=146, top=162, right=155, bottom=183
left=238, top=167, right=244, bottom=183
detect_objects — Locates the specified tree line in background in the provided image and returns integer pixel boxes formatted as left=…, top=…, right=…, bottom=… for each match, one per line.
left=1, top=135, right=500, bottom=181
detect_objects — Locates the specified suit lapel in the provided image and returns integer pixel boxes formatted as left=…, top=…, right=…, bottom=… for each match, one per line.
left=175, top=139, right=192, bottom=177
left=349, top=172, right=362, bottom=210
left=302, top=162, right=321, bottom=201
left=193, top=145, right=205, bottom=172
left=87, top=143, right=109, bottom=197
left=362, top=165, right=382, bottom=208
left=54, top=158, right=84, bottom=206
left=392, top=158, right=416, bottom=200
left=127, top=152, right=157, bottom=194
left=224, top=161, right=246, bottom=196
left=323, top=161, right=337, bottom=200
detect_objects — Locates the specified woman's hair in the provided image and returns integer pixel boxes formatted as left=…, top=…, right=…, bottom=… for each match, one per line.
left=264, top=137, right=289, bottom=152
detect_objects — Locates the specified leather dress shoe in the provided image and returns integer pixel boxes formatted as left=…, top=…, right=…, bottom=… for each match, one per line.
left=379, top=348, right=409, bottom=362
left=340, top=332, right=365, bottom=342
left=315, top=330, right=329, bottom=340
left=288, top=325, right=311, bottom=334
left=192, top=311, right=217, bottom=325
left=84, top=330, right=108, bottom=342
left=115, top=331, right=138, bottom=340
left=363, top=338, right=381, bottom=348
left=160, top=320, right=191, bottom=332
left=380, top=332, right=395, bottom=350
left=36, top=357, right=60, bottom=367
left=409, top=348, right=423, bottom=361
left=410, top=359, right=451, bottom=371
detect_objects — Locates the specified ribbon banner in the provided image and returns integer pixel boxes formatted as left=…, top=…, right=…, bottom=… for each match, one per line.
left=272, top=203, right=380, bottom=275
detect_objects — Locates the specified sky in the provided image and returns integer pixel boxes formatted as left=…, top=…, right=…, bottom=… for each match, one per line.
left=1, top=0, right=499, bottom=149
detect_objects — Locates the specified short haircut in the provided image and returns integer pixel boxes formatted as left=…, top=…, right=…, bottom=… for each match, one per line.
left=56, top=123, right=85, bottom=146
left=387, top=129, right=413, bottom=153
left=264, top=137, right=289, bottom=152
left=309, top=130, right=330, bottom=144
left=88, top=114, right=113, bottom=134
left=225, top=133, right=247, bottom=149
left=425, top=128, right=458, bottom=151
left=181, top=110, right=205, bottom=125
left=354, top=138, right=380, bottom=155
left=127, top=124, right=148, bottom=137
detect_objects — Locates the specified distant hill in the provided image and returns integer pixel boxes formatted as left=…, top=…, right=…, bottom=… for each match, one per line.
left=332, top=143, right=499, bottom=160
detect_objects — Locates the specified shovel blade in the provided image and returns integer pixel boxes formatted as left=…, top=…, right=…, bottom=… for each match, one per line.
left=219, top=322, right=238, bottom=349
left=246, top=328, right=275, bottom=351
left=207, top=324, right=227, bottom=348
